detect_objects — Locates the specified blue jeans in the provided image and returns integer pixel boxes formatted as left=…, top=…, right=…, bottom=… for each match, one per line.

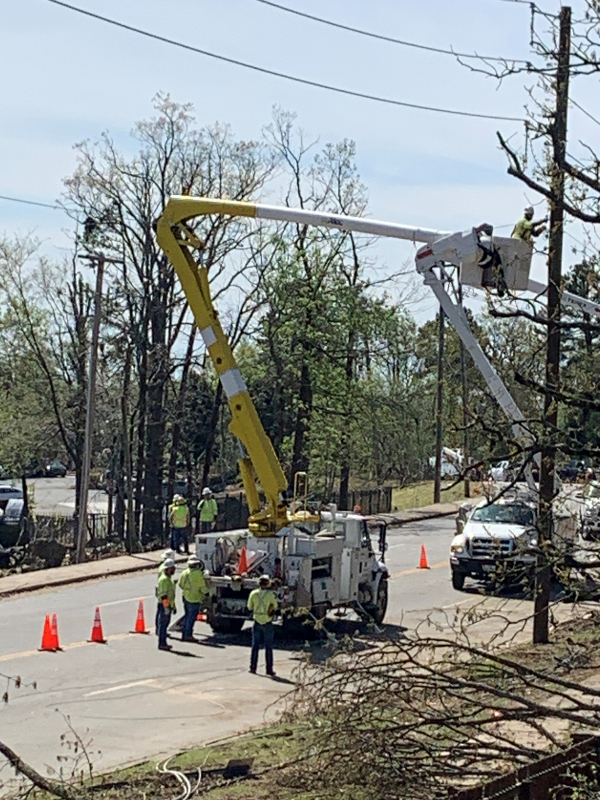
left=156, top=603, right=172, bottom=648
left=251, top=622, right=274, bottom=674
left=171, top=527, right=189, bottom=553
left=182, top=599, right=200, bottom=639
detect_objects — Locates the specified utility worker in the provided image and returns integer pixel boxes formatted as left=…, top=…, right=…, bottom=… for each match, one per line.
left=169, top=495, right=191, bottom=554
left=156, top=557, right=176, bottom=651
left=197, top=488, right=218, bottom=534
left=178, top=555, right=208, bottom=642
left=247, top=575, right=278, bottom=677
left=512, top=205, right=547, bottom=244
left=155, top=549, right=175, bottom=635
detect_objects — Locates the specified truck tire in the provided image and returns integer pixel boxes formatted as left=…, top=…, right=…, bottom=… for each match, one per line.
left=208, top=616, right=245, bottom=635
left=451, top=571, right=465, bottom=591
left=371, top=578, right=388, bottom=625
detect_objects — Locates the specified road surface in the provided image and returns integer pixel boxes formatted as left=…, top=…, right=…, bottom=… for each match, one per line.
left=0, top=516, right=533, bottom=786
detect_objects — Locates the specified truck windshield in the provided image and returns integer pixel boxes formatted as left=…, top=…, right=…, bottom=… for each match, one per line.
left=471, top=504, right=535, bottom=526
left=585, top=483, right=600, bottom=499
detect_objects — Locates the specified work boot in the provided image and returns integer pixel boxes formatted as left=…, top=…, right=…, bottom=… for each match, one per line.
left=158, top=644, right=173, bottom=651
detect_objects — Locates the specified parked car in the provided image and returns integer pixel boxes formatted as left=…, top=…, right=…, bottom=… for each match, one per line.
left=558, top=460, right=588, bottom=482
left=45, top=459, right=67, bottom=478
left=490, top=460, right=511, bottom=482
left=580, top=480, right=600, bottom=540
left=0, top=485, right=24, bottom=505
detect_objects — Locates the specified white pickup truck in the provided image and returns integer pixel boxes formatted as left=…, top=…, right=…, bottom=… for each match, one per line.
left=450, top=496, right=538, bottom=590
left=450, top=492, right=577, bottom=591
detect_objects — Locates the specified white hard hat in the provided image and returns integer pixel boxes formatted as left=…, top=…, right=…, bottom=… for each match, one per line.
left=173, top=494, right=183, bottom=502
left=187, top=555, right=200, bottom=565
left=524, top=205, right=534, bottom=215
left=163, top=549, right=175, bottom=560
left=202, top=487, right=212, bottom=495
left=259, top=573, right=271, bottom=584
left=163, top=558, right=176, bottom=569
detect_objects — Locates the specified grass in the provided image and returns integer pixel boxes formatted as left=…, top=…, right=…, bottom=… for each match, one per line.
left=391, top=480, right=473, bottom=511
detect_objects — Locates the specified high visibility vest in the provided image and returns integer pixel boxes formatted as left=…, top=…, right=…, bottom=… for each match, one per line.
left=247, top=589, right=277, bottom=624
left=170, top=503, right=189, bottom=528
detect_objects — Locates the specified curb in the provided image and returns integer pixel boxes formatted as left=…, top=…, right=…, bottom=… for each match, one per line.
left=0, top=554, right=188, bottom=599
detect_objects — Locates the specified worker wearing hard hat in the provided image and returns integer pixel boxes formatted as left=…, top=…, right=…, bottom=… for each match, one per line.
left=155, top=549, right=176, bottom=635
left=179, top=555, right=208, bottom=642
left=169, top=494, right=191, bottom=554
left=247, top=575, right=278, bottom=677
left=197, top=487, right=218, bottom=534
left=512, top=206, right=547, bottom=244
left=156, top=558, right=177, bottom=650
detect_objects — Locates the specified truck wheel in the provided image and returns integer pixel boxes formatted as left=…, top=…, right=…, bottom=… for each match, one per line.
left=371, top=578, right=388, bottom=625
left=209, top=616, right=244, bottom=635
left=451, top=571, right=465, bottom=591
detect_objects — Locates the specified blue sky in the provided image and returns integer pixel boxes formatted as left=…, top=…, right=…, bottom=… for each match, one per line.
left=1, top=0, right=596, bottom=317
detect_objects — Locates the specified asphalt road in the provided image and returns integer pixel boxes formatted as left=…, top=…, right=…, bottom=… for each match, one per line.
left=0, top=515, right=528, bottom=786
left=25, top=476, right=108, bottom=516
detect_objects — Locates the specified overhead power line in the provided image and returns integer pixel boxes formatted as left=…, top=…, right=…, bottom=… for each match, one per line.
left=45, top=0, right=524, bottom=122
left=0, top=193, right=60, bottom=210
left=252, top=0, right=531, bottom=65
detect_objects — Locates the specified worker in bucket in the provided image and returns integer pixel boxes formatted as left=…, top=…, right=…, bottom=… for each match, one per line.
left=247, top=575, right=278, bottom=677
left=197, top=487, right=218, bottom=533
left=178, top=555, right=208, bottom=642
left=156, top=558, right=177, bottom=651
left=512, top=205, right=547, bottom=244
left=168, top=494, right=191, bottom=554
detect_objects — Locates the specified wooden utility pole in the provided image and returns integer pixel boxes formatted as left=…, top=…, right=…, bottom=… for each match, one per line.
left=433, top=309, right=445, bottom=504
left=533, top=6, right=571, bottom=644
left=75, top=253, right=105, bottom=564
left=458, top=285, right=470, bottom=498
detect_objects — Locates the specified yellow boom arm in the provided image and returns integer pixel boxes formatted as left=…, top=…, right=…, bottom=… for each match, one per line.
left=156, top=197, right=288, bottom=534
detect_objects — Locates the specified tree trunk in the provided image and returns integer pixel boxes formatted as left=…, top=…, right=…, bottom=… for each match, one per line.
left=290, top=361, right=313, bottom=485
left=141, top=299, right=168, bottom=544
left=202, top=380, right=224, bottom=488
left=166, top=327, right=196, bottom=503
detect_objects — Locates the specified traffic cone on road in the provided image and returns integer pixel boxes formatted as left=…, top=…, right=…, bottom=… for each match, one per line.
left=237, top=546, right=248, bottom=575
left=130, top=600, right=149, bottom=634
left=39, top=614, right=56, bottom=651
left=50, top=613, right=61, bottom=650
left=196, top=612, right=207, bottom=622
left=418, top=544, right=430, bottom=570
left=88, top=607, right=107, bottom=643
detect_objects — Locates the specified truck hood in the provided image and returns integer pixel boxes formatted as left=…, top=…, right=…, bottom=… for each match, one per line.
left=464, top=522, right=532, bottom=541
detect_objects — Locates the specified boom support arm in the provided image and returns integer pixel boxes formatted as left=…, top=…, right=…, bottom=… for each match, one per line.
left=156, top=200, right=288, bottom=534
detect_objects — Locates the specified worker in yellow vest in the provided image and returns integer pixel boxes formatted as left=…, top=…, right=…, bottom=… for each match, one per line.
left=178, top=555, right=208, bottom=642
left=247, top=575, right=278, bottom=677
left=197, top=487, right=218, bottom=534
left=168, top=495, right=191, bottom=554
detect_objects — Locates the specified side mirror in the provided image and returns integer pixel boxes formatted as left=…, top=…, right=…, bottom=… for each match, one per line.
left=575, top=491, right=584, bottom=499
left=456, top=519, right=465, bottom=535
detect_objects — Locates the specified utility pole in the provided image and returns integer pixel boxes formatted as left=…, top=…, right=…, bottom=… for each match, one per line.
left=75, top=253, right=105, bottom=564
left=433, top=308, right=445, bottom=504
left=458, top=284, right=470, bottom=498
left=533, top=6, right=570, bottom=644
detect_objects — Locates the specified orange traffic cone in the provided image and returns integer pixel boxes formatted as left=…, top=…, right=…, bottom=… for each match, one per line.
left=418, top=544, right=430, bottom=570
left=88, top=607, right=107, bottom=643
left=39, top=614, right=57, bottom=651
left=238, top=546, right=248, bottom=574
left=49, top=613, right=61, bottom=650
left=130, top=600, right=149, bottom=634
left=196, top=611, right=207, bottom=622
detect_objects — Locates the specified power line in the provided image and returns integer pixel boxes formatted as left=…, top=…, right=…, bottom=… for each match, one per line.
left=570, top=97, right=600, bottom=128
left=252, top=0, right=532, bottom=64
left=45, top=0, right=525, bottom=123
left=0, top=193, right=60, bottom=210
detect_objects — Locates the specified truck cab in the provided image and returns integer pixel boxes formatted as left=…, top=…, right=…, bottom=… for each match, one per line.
left=449, top=493, right=539, bottom=590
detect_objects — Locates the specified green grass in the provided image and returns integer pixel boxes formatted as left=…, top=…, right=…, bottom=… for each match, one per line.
left=391, top=480, right=471, bottom=511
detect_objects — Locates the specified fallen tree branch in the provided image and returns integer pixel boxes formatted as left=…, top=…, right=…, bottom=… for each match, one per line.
left=0, top=740, right=85, bottom=800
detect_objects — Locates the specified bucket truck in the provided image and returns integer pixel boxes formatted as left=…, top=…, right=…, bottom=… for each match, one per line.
left=155, top=196, right=586, bottom=622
